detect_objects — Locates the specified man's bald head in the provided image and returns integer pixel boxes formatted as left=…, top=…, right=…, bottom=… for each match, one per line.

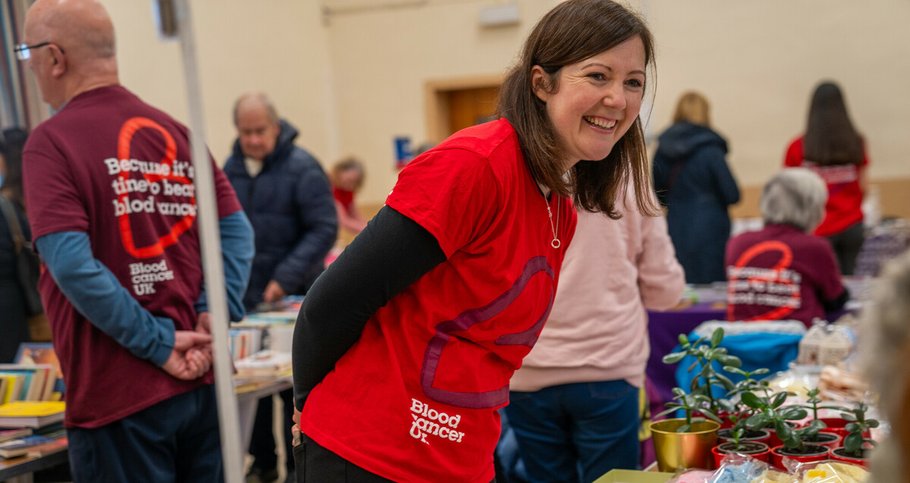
left=26, top=0, right=115, bottom=62
left=234, top=93, right=281, bottom=162
left=24, top=0, right=118, bottom=108
left=233, top=93, right=280, bottom=126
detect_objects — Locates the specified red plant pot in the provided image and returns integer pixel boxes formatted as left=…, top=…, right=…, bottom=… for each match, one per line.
left=804, top=431, right=841, bottom=450
left=829, top=446, right=869, bottom=469
left=818, top=417, right=872, bottom=440
left=717, top=428, right=772, bottom=446
left=770, top=444, right=829, bottom=471
left=716, top=411, right=735, bottom=429
left=764, top=421, right=798, bottom=449
left=818, top=417, right=849, bottom=439
left=711, top=441, right=770, bottom=469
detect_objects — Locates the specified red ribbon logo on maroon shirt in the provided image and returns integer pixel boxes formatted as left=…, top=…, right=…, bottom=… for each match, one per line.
left=116, top=117, right=196, bottom=259
left=727, top=240, right=799, bottom=321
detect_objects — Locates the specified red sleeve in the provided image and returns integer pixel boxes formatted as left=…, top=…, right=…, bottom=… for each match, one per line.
left=385, top=148, right=499, bottom=258
left=784, top=137, right=804, bottom=167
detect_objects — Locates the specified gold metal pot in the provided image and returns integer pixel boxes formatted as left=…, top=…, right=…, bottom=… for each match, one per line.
left=650, top=418, right=720, bottom=472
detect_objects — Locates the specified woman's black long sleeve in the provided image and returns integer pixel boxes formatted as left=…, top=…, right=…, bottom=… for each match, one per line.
left=292, top=206, right=446, bottom=410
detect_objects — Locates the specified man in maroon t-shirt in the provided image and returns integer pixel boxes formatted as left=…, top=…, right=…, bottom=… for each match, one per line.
left=18, top=0, right=253, bottom=481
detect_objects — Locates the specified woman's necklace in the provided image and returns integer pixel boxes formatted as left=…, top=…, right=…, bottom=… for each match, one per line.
left=545, top=195, right=561, bottom=249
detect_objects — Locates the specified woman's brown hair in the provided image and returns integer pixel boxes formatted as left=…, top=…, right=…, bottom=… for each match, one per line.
left=803, top=81, right=864, bottom=166
left=497, top=0, right=658, bottom=218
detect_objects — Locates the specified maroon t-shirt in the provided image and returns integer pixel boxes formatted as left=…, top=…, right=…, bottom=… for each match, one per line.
left=725, top=224, right=846, bottom=327
left=23, top=85, right=241, bottom=428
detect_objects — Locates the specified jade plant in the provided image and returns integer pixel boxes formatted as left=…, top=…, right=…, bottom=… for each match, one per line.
left=662, top=327, right=742, bottom=417
left=742, top=390, right=826, bottom=454
left=803, top=388, right=839, bottom=422
left=839, top=401, right=879, bottom=457
left=654, top=387, right=720, bottom=432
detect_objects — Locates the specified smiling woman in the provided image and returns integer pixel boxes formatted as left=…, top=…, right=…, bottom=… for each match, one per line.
left=290, top=0, right=661, bottom=481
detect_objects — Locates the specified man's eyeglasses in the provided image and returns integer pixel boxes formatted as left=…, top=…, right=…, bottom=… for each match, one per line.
left=13, top=41, right=63, bottom=61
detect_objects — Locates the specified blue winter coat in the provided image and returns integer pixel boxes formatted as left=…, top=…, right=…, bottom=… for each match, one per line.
left=224, top=120, right=337, bottom=310
left=653, top=122, right=740, bottom=284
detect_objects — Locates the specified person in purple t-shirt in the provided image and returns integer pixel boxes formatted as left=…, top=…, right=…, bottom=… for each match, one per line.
left=726, top=168, right=848, bottom=327
left=17, top=0, right=253, bottom=481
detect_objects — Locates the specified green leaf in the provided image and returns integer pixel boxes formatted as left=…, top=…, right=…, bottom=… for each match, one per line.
left=710, top=328, right=724, bottom=347
left=781, top=407, right=808, bottom=421
left=678, top=334, right=689, bottom=346
left=718, top=355, right=742, bottom=368
left=715, top=373, right=735, bottom=391
left=741, top=392, right=763, bottom=409
left=771, top=392, right=788, bottom=408
left=777, top=423, right=795, bottom=445
left=844, top=432, right=863, bottom=454
left=662, top=352, right=686, bottom=364
left=745, top=413, right=768, bottom=430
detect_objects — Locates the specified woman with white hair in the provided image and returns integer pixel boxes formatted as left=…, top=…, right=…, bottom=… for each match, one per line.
left=725, top=168, right=848, bottom=327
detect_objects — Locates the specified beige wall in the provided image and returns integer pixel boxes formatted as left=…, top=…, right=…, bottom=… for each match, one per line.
left=103, top=0, right=910, bottom=212
left=102, top=0, right=336, bottom=166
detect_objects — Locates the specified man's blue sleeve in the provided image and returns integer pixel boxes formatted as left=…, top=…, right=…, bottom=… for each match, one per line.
left=194, top=211, right=255, bottom=321
left=36, top=232, right=175, bottom=366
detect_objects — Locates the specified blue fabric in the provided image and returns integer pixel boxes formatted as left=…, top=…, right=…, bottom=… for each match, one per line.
left=505, top=380, right=640, bottom=483
left=653, top=122, right=740, bottom=284
left=224, top=120, right=337, bottom=310
left=36, top=232, right=175, bottom=366
left=674, top=331, right=803, bottom=399
left=193, top=211, right=255, bottom=321
left=67, top=385, right=223, bottom=482
left=496, top=409, right=528, bottom=483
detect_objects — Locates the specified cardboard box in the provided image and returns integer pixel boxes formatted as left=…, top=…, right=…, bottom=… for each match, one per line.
left=594, top=469, right=676, bottom=483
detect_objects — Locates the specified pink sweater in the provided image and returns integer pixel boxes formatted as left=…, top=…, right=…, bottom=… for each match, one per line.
left=510, top=195, right=685, bottom=392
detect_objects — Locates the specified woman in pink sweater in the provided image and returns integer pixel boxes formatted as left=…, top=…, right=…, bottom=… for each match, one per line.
left=507, top=188, right=685, bottom=481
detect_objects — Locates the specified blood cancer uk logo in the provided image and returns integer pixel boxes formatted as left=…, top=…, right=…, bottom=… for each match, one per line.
left=407, top=256, right=556, bottom=447
left=409, top=398, right=464, bottom=445
left=105, top=117, right=197, bottom=295
left=726, top=240, right=802, bottom=320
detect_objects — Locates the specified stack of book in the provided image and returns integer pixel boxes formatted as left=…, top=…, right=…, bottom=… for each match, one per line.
left=0, top=401, right=66, bottom=429
left=0, top=423, right=66, bottom=459
left=234, top=350, right=292, bottom=385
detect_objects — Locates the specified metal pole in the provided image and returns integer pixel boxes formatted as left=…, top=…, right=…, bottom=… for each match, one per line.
left=171, top=0, right=244, bottom=480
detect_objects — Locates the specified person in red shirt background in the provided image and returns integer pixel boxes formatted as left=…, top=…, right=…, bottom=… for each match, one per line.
left=784, top=81, right=869, bottom=275
left=330, top=157, right=368, bottom=237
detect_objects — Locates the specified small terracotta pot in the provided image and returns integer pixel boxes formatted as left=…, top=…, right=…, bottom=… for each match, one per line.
left=829, top=446, right=870, bottom=469
left=770, top=444, right=829, bottom=471
left=711, top=441, right=770, bottom=469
